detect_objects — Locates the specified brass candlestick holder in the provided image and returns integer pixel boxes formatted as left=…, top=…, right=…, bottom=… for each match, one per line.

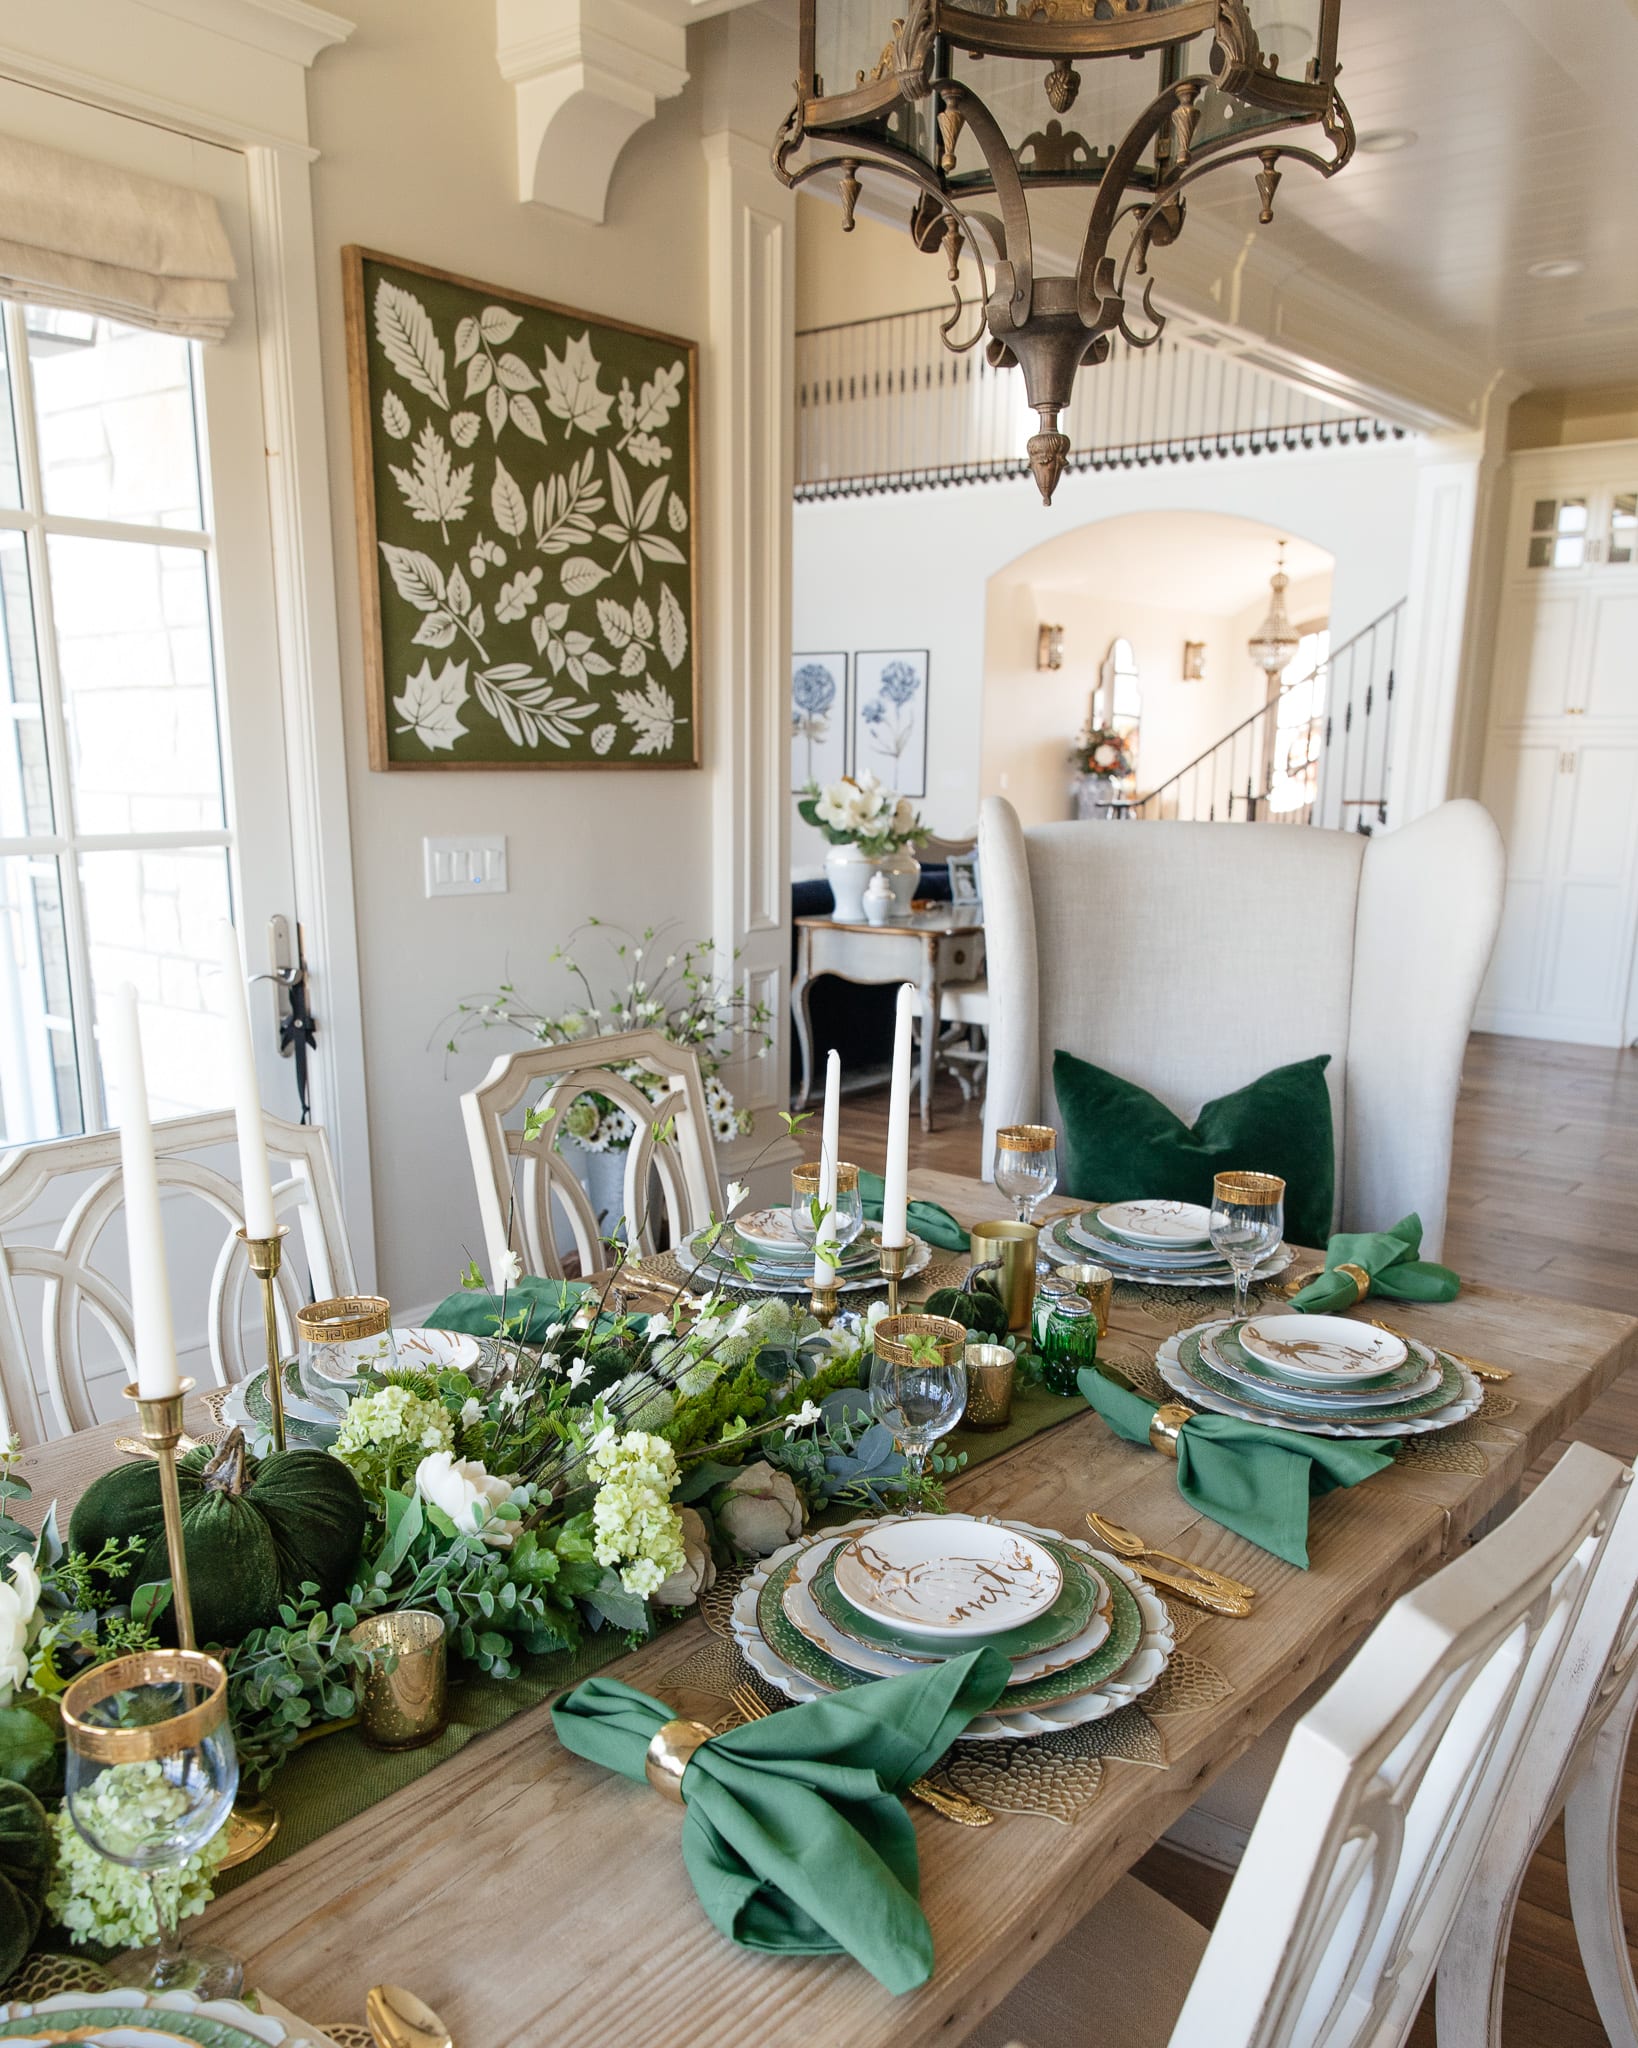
left=122, top=1380, right=197, bottom=1653
left=878, top=1240, right=909, bottom=1318
left=809, top=1281, right=839, bottom=1328
left=237, top=1226, right=288, bottom=1453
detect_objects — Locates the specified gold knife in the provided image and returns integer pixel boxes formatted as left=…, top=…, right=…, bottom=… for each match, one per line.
left=1126, top=1562, right=1253, bottom=1618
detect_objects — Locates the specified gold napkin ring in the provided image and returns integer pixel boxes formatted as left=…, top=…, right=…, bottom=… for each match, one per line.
left=645, top=1717, right=715, bottom=1804
left=1149, top=1403, right=1194, bottom=1459
left=1336, top=1262, right=1372, bottom=1303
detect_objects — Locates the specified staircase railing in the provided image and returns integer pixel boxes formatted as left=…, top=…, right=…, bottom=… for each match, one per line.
left=795, top=308, right=1406, bottom=500
left=1118, top=600, right=1405, bottom=832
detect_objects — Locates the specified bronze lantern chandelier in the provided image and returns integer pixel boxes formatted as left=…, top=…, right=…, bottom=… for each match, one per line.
left=773, top=2, right=1354, bottom=503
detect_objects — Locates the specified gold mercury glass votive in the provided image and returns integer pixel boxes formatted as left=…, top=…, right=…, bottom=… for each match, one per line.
left=963, top=1343, right=1017, bottom=1430
left=1056, top=1262, right=1113, bottom=1337
left=966, top=1220, right=1040, bottom=1334
left=349, top=1610, right=448, bottom=1750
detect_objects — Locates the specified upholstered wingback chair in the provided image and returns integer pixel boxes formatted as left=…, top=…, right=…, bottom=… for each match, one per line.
left=978, top=798, right=1506, bottom=1258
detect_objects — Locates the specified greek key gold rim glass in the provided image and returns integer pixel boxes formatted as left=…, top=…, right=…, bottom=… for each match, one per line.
left=790, top=1161, right=860, bottom=1194
left=995, top=1125, right=1056, bottom=1154
left=296, top=1295, right=392, bottom=1343
left=1212, top=1172, right=1285, bottom=1209
left=61, top=1652, right=228, bottom=1765
left=870, top=1313, right=967, bottom=1367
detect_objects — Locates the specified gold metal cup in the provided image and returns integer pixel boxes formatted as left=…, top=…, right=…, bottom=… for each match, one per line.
left=349, top=1610, right=448, bottom=1749
left=1057, top=1261, right=1113, bottom=1336
left=962, top=1343, right=1016, bottom=1430
left=967, top=1221, right=1040, bottom=1334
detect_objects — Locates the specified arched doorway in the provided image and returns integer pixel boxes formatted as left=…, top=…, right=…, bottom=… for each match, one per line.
left=979, top=509, right=1335, bottom=826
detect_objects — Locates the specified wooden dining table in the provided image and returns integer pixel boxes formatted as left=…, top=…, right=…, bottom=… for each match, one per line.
left=19, top=1168, right=1638, bottom=2047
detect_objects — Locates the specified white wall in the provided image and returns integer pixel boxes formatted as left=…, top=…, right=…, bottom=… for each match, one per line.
left=306, top=0, right=792, bottom=1309
left=792, top=438, right=1420, bottom=862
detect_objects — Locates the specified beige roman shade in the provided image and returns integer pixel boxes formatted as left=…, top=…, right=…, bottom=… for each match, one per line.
left=0, top=131, right=236, bottom=342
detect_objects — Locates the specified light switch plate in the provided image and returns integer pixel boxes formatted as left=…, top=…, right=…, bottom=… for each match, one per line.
left=424, top=835, right=507, bottom=897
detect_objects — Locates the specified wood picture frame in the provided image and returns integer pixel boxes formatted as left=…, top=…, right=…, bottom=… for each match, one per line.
left=343, top=246, right=701, bottom=770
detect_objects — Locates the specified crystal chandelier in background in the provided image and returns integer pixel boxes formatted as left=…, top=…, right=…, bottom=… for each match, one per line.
left=773, top=2, right=1353, bottom=503
left=1247, top=539, right=1301, bottom=677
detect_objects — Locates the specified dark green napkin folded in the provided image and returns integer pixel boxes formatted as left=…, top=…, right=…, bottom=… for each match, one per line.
left=858, top=1170, right=967, bottom=1253
left=551, top=1648, right=1009, bottom=1991
left=426, top=1274, right=591, bottom=1344
left=1292, top=1213, right=1460, bottom=1315
left=1078, top=1367, right=1395, bottom=1569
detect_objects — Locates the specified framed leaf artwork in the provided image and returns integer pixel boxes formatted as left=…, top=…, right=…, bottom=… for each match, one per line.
left=343, top=248, right=700, bottom=769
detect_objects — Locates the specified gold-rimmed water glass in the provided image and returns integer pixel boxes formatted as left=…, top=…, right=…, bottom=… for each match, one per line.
left=1210, top=1171, right=1286, bottom=1320
left=868, top=1314, right=967, bottom=1509
left=790, top=1161, right=863, bottom=1256
left=993, top=1125, right=1058, bottom=1225
left=61, top=1650, right=242, bottom=1997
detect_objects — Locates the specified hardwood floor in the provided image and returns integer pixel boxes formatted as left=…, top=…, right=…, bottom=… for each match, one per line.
left=840, top=1031, right=1638, bottom=2044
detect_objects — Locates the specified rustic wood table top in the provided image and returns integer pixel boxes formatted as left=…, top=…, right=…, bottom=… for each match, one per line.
left=17, top=1170, right=1636, bottom=2048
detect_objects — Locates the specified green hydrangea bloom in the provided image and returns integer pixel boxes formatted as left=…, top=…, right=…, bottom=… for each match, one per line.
left=47, top=1762, right=228, bottom=1950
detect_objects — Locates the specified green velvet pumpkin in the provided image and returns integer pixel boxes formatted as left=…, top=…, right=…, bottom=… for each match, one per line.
left=68, top=1430, right=368, bottom=1647
left=922, top=1284, right=1012, bottom=1343
left=0, top=1780, right=52, bottom=1988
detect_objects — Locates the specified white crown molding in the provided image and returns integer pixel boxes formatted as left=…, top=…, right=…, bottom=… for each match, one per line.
left=496, top=0, right=760, bottom=220
left=131, top=0, right=353, bottom=69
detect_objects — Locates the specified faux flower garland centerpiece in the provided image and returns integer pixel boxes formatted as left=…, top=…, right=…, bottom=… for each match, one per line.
left=445, top=919, right=773, bottom=1232
left=797, top=772, right=928, bottom=923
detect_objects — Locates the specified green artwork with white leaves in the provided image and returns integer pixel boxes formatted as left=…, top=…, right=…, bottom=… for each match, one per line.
left=345, top=248, right=699, bottom=769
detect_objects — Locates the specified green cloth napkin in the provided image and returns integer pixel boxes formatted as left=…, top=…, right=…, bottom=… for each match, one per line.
left=426, top=1274, right=591, bottom=1345
left=1078, top=1366, right=1396, bottom=1569
left=551, top=1647, right=1010, bottom=1991
left=858, top=1170, right=967, bottom=1252
left=1291, top=1213, right=1460, bottom=1315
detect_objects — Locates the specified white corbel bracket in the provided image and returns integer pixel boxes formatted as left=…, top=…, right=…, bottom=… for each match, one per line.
left=496, top=0, right=689, bottom=222
left=497, top=0, right=764, bottom=221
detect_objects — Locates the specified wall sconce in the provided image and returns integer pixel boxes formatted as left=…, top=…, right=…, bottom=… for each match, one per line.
left=1037, top=624, right=1064, bottom=672
left=1182, top=641, right=1207, bottom=682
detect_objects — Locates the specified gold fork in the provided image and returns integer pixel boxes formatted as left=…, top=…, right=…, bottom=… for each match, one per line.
left=727, top=1682, right=993, bottom=1827
left=1368, top=1319, right=1512, bottom=1383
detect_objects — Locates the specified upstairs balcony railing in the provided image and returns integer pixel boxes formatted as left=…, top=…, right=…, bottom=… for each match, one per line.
left=796, top=307, right=1405, bottom=499
left=1119, top=601, right=1406, bottom=832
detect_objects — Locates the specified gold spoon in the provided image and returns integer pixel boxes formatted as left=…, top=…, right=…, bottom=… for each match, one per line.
left=366, top=1986, right=453, bottom=2048
left=1085, top=1512, right=1258, bottom=1602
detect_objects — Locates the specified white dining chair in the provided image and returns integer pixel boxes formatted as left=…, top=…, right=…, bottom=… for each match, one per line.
left=968, top=1440, right=1632, bottom=2048
left=977, top=796, right=1506, bottom=1256
left=0, top=1112, right=354, bottom=1442
left=460, top=1028, right=725, bottom=1282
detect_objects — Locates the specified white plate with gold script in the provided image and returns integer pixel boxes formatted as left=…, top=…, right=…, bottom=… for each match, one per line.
left=1097, top=1200, right=1213, bottom=1248
left=1237, top=1314, right=1406, bottom=1383
left=832, top=1517, right=1063, bottom=1640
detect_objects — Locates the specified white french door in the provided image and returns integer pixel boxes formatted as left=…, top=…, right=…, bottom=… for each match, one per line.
left=0, top=78, right=302, bottom=1143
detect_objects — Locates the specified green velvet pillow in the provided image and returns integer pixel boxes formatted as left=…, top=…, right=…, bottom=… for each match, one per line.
left=1051, top=1050, right=1336, bottom=1248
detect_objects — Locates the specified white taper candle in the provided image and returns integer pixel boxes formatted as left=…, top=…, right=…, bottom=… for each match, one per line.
left=880, top=983, right=916, bottom=1248
left=104, top=983, right=181, bottom=1399
left=217, top=919, right=277, bottom=1240
left=814, top=1048, right=841, bottom=1288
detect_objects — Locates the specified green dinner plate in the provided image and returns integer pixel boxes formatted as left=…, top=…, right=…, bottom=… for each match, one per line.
left=1048, top=1219, right=1234, bottom=1278
left=756, top=1536, right=1143, bottom=1711
left=0, top=1993, right=281, bottom=2045
left=812, top=1541, right=1103, bottom=1662
left=242, top=1361, right=340, bottom=1447
left=1183, top=1326, right=1465, bottom=1424
left=1209, top=1321, right=1430, bottom=1403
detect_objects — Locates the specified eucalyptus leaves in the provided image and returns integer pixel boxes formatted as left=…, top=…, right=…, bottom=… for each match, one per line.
left=349, top=251, right=698, bottom=768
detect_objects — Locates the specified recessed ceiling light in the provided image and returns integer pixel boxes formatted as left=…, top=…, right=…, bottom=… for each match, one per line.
left=1358, top=127, right=1418, bottom=153
left=1527, top=257, right=1585, bottom=280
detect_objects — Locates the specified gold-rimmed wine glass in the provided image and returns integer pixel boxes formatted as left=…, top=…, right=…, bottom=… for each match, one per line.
left=61, top=1650, right=241, bottom=1997
left=1209, top=1171, right=1286, bottom=1320
left=993, top=1126, right=1058, bottom=1225
left=790, top=1161, right=863, bottom=1257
